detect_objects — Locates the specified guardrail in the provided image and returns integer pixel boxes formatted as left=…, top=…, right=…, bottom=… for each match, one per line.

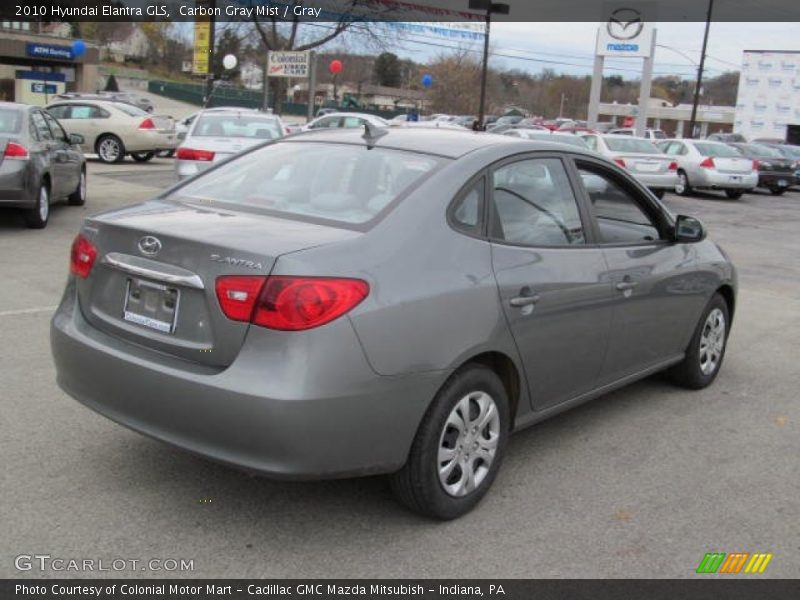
left=147, top=80, right=403, bottom=119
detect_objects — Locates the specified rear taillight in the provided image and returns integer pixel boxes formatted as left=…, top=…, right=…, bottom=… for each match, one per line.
left=613, top=158, right=626, bottom=167
left=752, top=159, right=760, bottom=171
left=70, top=234, right=97, bottom=278
left=699, top=157, right=715, bottom=168
left=668, top=161, right=678, bottom=171
left=175, top=147, right=215, bottom=162
left=215, top=275, right=369, bottom=331
left=3, top=142, right=29, bottom=159
left=139, top=118, right=156, bottom=130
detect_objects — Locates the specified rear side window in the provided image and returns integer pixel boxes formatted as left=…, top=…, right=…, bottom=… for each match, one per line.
left=450, top=177, right=485, bottom=235
left=172, top=142, right=441, bottom=227
left=46, top=105, right=69, bottom=120
left=69, top=105, right=109, bottom=119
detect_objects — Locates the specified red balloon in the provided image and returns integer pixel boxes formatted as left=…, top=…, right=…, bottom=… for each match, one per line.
left=329, top=59, right=343, bottom=75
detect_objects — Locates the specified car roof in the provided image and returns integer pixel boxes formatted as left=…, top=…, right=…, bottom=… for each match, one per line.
left=282, top=127, right=597, bottom=159
left=47, top=99, right=123, bottom=109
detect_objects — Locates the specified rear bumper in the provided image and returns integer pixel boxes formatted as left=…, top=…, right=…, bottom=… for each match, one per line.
left=125, top=130, right=177, bottom=153
left=692, top=170, right=758, bottom=190
left=0, top=161, right=34, bottom=207
left=175, top=160, right=212, bottom=180
left=633, top=171, right=679, bottom=189
left=757, top=172, right=794, bottom=188
left=51, top=281, right=444, bottom=479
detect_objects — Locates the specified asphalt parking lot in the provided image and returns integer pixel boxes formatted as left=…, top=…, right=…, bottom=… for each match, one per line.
left=1, top=158, right=798, bottom=579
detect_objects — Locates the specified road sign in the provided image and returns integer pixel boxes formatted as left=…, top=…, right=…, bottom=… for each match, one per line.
left=267, top=51, right=310, bottom=78
left=193, top=21, right=210, bottom=74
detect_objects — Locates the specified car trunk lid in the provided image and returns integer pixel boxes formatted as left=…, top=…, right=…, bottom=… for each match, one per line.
left=709, top=156, right=754, bottom=174
left=616, top=152, right=673, bottom=174
left=76, top=200, right=360, bottom=367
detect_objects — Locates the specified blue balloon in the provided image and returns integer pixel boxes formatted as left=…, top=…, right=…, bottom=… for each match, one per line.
left=72, top=40, right=87, bottom=58
left=421, top=74, right=433, bottom=88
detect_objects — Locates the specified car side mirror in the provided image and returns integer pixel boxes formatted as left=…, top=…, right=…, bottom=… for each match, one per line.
left=69, top=133, right=84, bottom=145
left=674, top=214, right=706, bottom=243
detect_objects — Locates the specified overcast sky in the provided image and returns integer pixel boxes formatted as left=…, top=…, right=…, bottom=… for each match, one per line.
left=389, top=22, right=799, bottom=79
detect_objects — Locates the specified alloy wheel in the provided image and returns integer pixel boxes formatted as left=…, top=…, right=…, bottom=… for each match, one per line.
left=98, top=138, right=120, bottom=162
left=38, top=186, right=49, bottom=222
left=676, top=173, right=687, bottom=195
left=699, top=308, right=726, bottom=375
left=437, top=391, right=500, bottom=497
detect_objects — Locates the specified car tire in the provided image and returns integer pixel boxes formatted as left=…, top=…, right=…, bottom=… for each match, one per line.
left=675, top=170, right=692, bottom=196
left=131, top=152, right=155, bottom=162
left=23, top=181, right=50, bottom=229
left=769, top=187, right=786, bottom=196
left=390, top=364, right=510, bottom=520
left=725, top=189, right=743, bottom=200
left=96, top=134, right=125, bottom=164
left=67, top=168, right=87, bottom=206
left=652, top=189, right=666, bottom=199
left=668, top=293, right=730, bottom=390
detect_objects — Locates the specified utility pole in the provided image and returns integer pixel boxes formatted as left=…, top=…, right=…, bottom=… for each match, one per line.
left=204, top=0, right=217, bottom=105
left=469, top=0, right=510, bottom=128
left=688, top=0, right=714, bottom=139
left=559, top=93, right=566, bottom=118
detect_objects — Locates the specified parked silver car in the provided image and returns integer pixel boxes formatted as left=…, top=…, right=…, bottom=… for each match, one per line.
left=503, top=129, right=591, bottom=149
left=52, top=128, right=736, bottom=519
left=175, top=108, right=287, bottom=180
left=581, top=134, right=678, bottom=198
left=608, top=127, right=667, bottom=140
left=0, top=102, right=86, bottom=228
left=302, top=112, right=389, bottom=132
left=656, top=139, right=758, bottom=199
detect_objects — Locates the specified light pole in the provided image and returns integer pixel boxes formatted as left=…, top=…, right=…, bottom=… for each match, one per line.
left=469, top=0, right=510, bottom=129
left=559, top=93, right=567, bottom=118
left=688, top=0, right=714, bottom=138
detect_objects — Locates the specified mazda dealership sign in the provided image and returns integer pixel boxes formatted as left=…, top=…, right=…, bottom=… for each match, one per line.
left=596, top=8, right=653, bottom=57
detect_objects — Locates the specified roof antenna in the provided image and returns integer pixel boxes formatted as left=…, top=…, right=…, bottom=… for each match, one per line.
left=362, top=122, right=389, bottom=149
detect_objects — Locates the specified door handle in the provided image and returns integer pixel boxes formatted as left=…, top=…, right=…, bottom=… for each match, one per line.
left=615, top=280, right=638, bottom=291
left=510, top=293, right=540, bottom=307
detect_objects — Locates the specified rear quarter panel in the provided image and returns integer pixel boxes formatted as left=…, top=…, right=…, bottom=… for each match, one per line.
left=271, top=150, right=525, bottom=380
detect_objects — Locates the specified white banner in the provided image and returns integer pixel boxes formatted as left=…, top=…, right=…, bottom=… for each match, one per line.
left=734, top=51, right=800, bottom=140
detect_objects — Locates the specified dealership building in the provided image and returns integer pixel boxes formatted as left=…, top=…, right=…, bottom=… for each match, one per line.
left=0, top=23, right=98, bottom=106
left=734, top=50, right=800, bottom=143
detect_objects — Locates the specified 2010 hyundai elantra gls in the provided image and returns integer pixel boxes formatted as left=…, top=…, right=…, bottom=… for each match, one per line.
left=51, top=127, right=736, bottom=519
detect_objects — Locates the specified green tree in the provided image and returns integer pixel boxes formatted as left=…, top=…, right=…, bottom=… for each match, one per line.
left=373, top=52, right=402, bottom=87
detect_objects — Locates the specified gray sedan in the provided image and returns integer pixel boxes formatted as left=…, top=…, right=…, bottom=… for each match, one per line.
left=0, top=102, right=86, bottom=228
left=51, top=128, right=736, bottom=519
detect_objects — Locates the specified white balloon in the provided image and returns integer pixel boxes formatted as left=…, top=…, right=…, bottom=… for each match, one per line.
left=223, top=54, right=238, bottom=70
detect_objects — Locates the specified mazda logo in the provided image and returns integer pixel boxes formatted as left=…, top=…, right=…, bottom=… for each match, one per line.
left=137, top=235, right=162, bottom=257
left=607, top=8, right=644, bottom=40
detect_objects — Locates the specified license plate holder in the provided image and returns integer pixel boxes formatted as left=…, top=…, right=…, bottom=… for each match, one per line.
left=729, top=175, right=742, bottom=183
left=122, top=278, right=179, bottom=334
left=777, top=179, right=788, bottom=187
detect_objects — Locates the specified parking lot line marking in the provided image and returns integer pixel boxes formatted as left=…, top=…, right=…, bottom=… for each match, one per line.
left=0, top=306, right=57, bottom=317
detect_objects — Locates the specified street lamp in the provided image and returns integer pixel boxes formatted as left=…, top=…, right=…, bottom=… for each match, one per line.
left=469, top=0, right=510, bottom=129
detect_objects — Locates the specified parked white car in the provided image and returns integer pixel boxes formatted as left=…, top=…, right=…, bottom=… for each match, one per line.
left=302, top=112, right=389, bottom=132
left=608, top=128, right=667, bottom=141
left=580, top=134, right=678, bottom=198
left=175, top=108, right=287, bottom=180
left=46, top=100, right=175, bottom=163
left=656, top=139, right=759, bottom=199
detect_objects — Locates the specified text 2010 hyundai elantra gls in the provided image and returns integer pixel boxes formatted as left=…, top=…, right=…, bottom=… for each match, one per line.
left=51, top=127, right=736, bottom=519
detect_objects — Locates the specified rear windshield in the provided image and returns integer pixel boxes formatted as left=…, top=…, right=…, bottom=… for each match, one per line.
left=547, top=135, right=589, bottom=148
left=0, top=108, right=22, bottom=134
left=693, top=142, right=741, bottom=158
left=192, top=115, right=282, bottom=139
left=743, top=144, right=783, bottom=158
left=113, top=103, right=149, bottom=117
left=605, top=137, right=660, bottom=153
left=778, top=145, right=800, bottom=159
left=171, top=142, right=442, bottom=226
